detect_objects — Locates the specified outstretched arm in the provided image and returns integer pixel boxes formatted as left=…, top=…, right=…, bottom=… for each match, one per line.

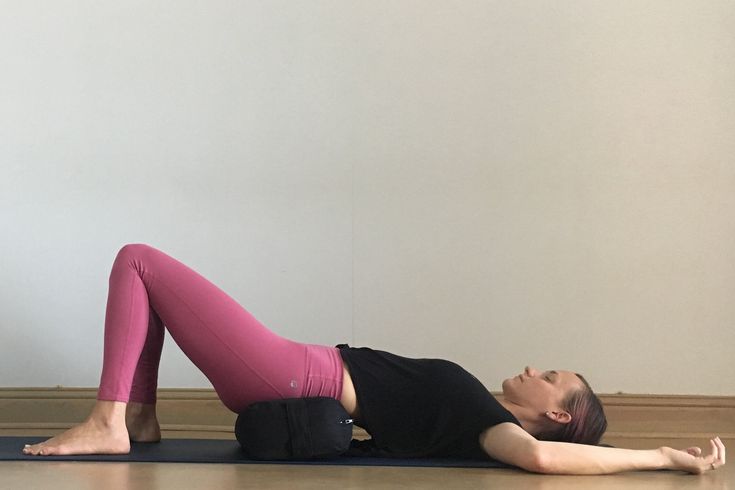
left=479, top=422, right=726, bottom=475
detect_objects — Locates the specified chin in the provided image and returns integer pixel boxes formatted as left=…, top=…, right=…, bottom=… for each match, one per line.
left=500, top=378, right=511, bottom=394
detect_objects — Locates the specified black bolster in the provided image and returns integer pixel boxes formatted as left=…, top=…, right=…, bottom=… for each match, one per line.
left=286, top=399, right=311, bottom=458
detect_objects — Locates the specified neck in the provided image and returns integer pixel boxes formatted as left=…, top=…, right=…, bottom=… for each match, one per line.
left=497, top=398, right=543, bottom=437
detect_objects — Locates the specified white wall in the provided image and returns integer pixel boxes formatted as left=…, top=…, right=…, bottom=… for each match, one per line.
left=1, top=1, right=733, bottom=396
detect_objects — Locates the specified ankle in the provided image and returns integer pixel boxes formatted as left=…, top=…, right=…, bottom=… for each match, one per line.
left=126, top=402, right=157, bottom=421
left=89, top=400, right=128, bottom=427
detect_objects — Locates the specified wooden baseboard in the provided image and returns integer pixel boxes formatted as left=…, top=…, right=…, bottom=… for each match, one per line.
left=0, top=388, right=241, bottom=439
left=1, top=388, right=733, bottom=443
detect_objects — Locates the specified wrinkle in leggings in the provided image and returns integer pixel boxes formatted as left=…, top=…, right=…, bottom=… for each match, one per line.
left=96, top=244, right=343, bottom=413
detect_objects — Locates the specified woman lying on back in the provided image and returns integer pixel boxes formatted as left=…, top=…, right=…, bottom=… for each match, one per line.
left=22, top=244, right=726, bottom=474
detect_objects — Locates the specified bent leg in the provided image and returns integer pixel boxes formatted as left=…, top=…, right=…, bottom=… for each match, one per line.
left=97, top=244, right=343, bottom=413
left=24, top=243, right=345, bottom=457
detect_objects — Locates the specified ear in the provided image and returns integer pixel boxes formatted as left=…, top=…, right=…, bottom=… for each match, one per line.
left=545, top=410, right=572, bottom=425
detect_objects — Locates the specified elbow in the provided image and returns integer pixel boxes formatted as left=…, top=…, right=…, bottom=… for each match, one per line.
left=526, top=444, right=552, bottom=474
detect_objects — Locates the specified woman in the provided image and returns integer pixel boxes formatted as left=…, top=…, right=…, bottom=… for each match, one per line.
left=22, top=244, right=726, bottom=474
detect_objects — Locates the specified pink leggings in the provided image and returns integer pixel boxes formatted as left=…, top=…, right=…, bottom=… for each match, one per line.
left=96, top=244, right=344, bottom=413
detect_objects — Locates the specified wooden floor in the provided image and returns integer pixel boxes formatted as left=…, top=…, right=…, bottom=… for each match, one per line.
left=2, top=433, right=732, bottom=489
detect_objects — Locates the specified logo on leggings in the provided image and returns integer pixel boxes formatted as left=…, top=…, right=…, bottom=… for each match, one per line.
left=290, top=379, right=298, bottom=389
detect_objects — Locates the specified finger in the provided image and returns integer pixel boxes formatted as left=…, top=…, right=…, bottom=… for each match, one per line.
left=684, top=447, right=701, bottom=457
left=713, top=438, right=723, bottom=461
left=706, top=439, right=721, bottom=470
left=715, top=437, right=726, bottom=465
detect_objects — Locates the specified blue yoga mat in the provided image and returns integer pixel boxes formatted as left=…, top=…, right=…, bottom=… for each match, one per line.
left=1, top=437, right=512, bottom=468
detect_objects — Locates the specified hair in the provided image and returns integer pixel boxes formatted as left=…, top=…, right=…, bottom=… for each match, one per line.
left=537, top=373, right=607, bottom=445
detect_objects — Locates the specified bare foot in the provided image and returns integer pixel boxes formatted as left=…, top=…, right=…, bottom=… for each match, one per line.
left=126, top=402, right=161, bottom=443
left=23, top=400, right=130, bottom=456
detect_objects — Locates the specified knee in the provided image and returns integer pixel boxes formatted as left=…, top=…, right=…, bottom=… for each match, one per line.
left=114, top=243, right=155, bottom=263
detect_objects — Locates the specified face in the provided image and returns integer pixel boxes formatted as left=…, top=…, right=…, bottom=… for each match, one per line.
left=501, top=366, right=585, bottom=413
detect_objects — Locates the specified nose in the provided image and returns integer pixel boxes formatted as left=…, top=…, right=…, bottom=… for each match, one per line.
left=524, top=366, right=540, bottom=377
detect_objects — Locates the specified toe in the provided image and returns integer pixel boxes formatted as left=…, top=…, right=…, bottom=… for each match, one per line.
left=38, top=444, right=56, bottom=456
left=24, top=444, right=38, bottom=455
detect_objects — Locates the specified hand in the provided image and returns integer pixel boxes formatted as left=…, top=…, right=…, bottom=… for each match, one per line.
left=659, top=437, right=726, bottom=474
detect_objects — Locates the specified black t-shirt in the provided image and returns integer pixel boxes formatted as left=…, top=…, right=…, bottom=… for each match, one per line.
left=336, top=344, right=521, bottom=460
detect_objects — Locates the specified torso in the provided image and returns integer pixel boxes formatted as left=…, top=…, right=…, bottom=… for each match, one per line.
left=339, top=361, right=360, bottom=419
